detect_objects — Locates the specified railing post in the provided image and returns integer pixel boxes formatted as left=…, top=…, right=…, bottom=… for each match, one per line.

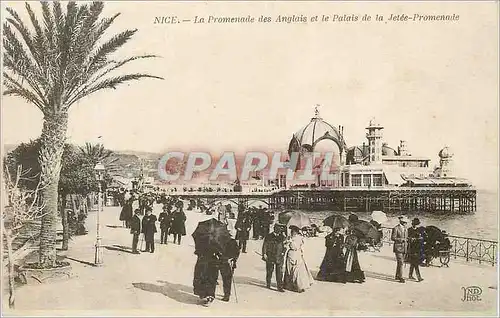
left=466, top=239, right=469, bottom=262
left=479, top=242, right=481, bottom=264
left=493, top=244, right=496, bottom=267
left=453, top=238, right=457, bottom=260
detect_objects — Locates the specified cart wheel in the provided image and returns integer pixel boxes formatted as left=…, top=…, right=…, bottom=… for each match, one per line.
left=439, top=251, right=450, bottom=267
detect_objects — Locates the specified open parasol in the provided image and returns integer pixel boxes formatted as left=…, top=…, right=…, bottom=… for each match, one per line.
left=351, top=220, right=382, bottom=241
left=192, top=218, right=232, bottom=255
left=323, top=214, right=350, bottom=229
left=370, top=211, right=387, bottom=225
left=278, top=210, right=311, bottom=229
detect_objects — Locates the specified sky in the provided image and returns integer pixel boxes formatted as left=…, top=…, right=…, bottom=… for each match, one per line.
left=1, top=1, right=498, bottom=191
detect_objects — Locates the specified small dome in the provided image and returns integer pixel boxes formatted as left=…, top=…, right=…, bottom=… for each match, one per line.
left=382, top=143, right=397, bottom=156
left=439, top=146, right=453, bottom=159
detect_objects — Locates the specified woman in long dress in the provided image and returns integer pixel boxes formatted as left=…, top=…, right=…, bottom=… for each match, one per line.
left=317, top=227, right=347, bottom=283
left=119, top=191, right=133, bottom=228
left=344, top=229, right=366, bottom=283
left=283, top=226, right=314, bottom=293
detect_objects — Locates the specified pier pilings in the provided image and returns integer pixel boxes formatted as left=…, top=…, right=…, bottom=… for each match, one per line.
left=268, top=187, right=477, bottom=213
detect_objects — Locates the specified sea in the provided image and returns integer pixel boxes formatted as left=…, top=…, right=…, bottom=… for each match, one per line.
left=306, top=189, right=498, bottom=241
left=247, top=189, right=498, bottom=241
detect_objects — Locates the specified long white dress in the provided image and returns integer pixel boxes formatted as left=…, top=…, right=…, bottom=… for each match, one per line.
left=283, top=234, right=314, bottom=292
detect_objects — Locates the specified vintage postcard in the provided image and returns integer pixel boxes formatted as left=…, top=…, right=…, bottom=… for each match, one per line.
left=1, top=0, right=498, bottom=317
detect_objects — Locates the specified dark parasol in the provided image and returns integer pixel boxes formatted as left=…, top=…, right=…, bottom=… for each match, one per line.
left=350, top=220, right=382, bottom=242
left=192, top=218, right=232, bottom=255
left=323, top=214, right=350, bottom=229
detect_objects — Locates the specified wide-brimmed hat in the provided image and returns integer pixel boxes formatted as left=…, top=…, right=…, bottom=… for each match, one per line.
left=412, top=218, right=420, bottom=225
left=398, top=215, right=409, bottom=223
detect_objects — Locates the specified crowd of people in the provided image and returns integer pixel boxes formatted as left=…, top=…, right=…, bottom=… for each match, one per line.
left=117, top=189, right=188, bottom=253
left=111, top=187, right=452, bottom=307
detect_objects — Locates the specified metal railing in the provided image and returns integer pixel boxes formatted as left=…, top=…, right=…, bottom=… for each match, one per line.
left=381, top=227, right=497, bottom=266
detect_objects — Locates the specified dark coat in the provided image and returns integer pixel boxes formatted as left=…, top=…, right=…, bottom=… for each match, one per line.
left=158, top=212, right=172, bottom=230
left=235, top=215, right=252, bottom=241
left=130, top=215, right=141, bottom=234
left=193, top=253, right=219, bottom=298
left=141, top=214, right=157, bottom=241
left=407, top=226, right=426, bottom=264
left=119, top=200, right=133, bottom=221
left=344, top=233, right=365, bottom=282
left=170, top=210, right=187, bottom=235
left=317, top=233, right=346, bottom=282
left=220, top=239, right=241, bottom=262
left=262, top=232, right=286, bottom=264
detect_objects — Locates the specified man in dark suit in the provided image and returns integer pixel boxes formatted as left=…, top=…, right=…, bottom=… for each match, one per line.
left=235, top=210, right=252, bottom=253
left=130, top=209, right=142, bottom=254
left=262, top=224, right=286, bottom=292
left=158, top=205, right=171, bottom=244
left=141, top=207, right=157, bottom=253
left=391, top=215, right=409, bottom=283
left=218, top=238, right=240, bottom=302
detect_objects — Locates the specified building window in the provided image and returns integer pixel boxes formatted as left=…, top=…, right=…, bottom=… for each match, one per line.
left=352, top=175, right=362, bottom=187
left=345, top=174, right=350, bottom=186
left=363, top=175, right=371, bottom=187
left=373, top=174, right=383, bottom=186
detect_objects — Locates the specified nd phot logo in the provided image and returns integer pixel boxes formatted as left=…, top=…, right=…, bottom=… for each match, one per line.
left=461, top=286, right=482, bottom=302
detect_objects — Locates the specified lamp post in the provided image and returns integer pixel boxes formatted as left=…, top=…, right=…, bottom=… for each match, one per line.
left=94, top=162, right=105, bottom=266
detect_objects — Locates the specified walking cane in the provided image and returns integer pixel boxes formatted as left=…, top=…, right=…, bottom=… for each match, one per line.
left=231, top=265, right=239, bottom=303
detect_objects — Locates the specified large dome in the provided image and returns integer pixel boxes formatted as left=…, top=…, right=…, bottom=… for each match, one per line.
left=288, top=107, right=346, bottom=155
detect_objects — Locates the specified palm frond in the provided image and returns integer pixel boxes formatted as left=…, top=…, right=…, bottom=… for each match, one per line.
left=68, top=73, right=163, bottom=106
left=3, top=73, right=45, bottom=110
left=24, top=3, right=50, bottom=75
left=85, top=29, right=138, bottom=76
left=3, top=2, right=163, bottom=114
left=5, top=7, right=40, bottom=69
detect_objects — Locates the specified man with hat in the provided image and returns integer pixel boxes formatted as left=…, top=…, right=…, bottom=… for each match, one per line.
left=262, top=223, right=287, bottom=292
left=408, top=217, right=425, bottom=282
left=130, top=209, right=142, bottom=254
left=391, top=215, right=409, bottom=283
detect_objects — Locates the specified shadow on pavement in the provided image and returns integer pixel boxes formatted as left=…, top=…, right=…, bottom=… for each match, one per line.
left=64, top=256, right=96, bottom=267
left=106, top=225, right=124, bottom=229
left=369, top=254, right=396, bottom=262
left=364, top=270, right=399, bottom=283
left=133, top=281, right=200, bottom=305
left=233, top=275, right=268, bottom=289
left=104, top=245, right=134, bottom=254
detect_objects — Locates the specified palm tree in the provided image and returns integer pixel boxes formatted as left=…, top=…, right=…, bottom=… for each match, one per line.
left=80, top=142, right=113, bottom=164
left=3, top=2, right=163, bottom=268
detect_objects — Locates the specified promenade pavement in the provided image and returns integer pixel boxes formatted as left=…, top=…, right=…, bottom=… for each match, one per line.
left=3, top=205, right=498, bottom=316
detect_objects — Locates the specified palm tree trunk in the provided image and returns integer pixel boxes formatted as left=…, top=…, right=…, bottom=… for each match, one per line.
left=61, top=193, right=69, bottom=250
left=38, top=113, right=68, bottom=268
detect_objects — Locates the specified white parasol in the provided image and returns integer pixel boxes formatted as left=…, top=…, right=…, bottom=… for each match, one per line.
left=371, top=211, right=388, bottom=225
